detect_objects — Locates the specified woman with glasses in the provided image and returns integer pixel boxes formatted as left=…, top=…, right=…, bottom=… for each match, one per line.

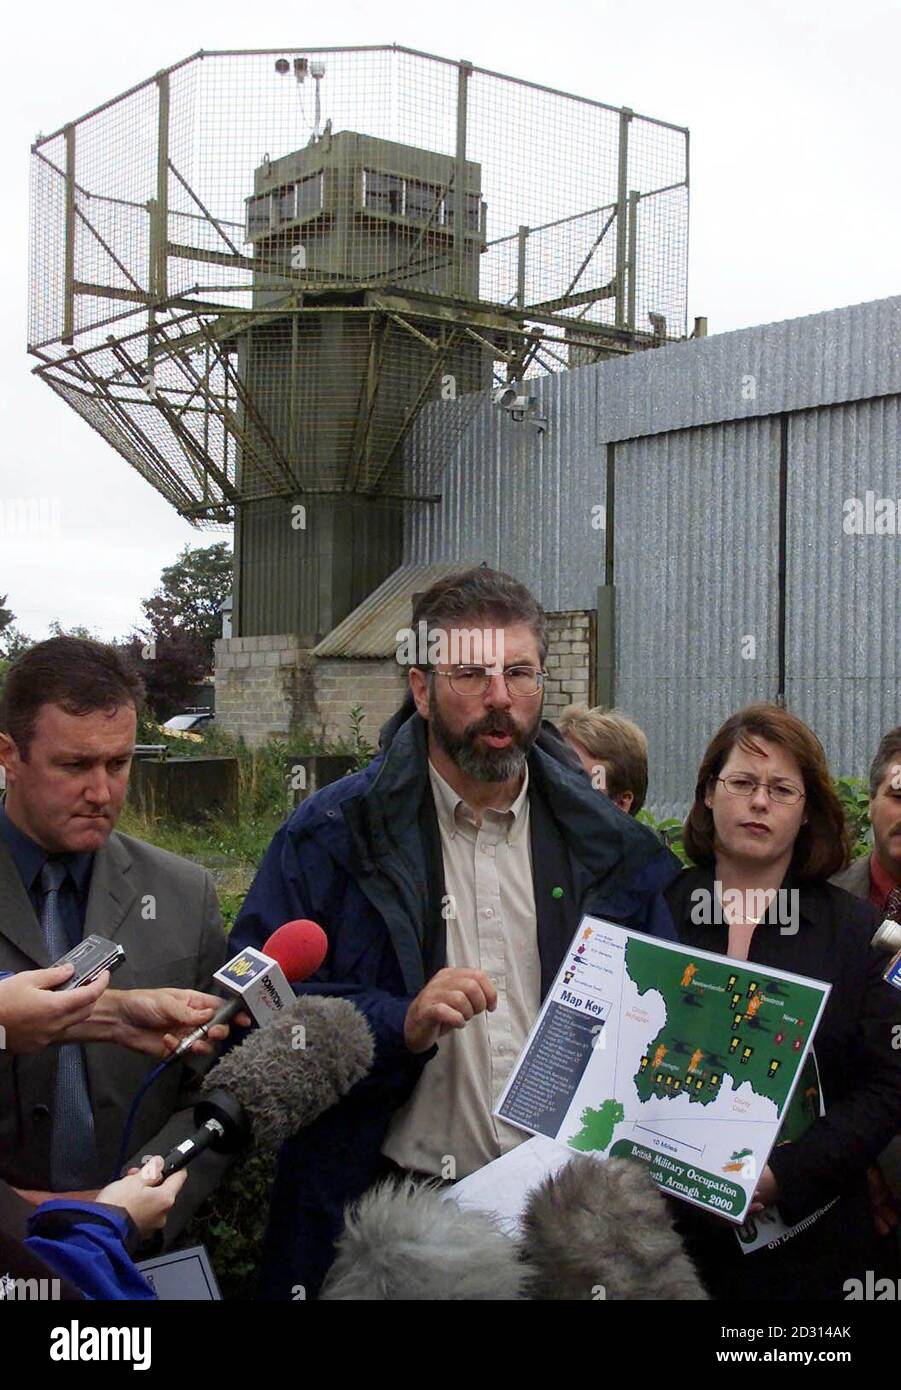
left=664, top=703, right=901, bottom=1300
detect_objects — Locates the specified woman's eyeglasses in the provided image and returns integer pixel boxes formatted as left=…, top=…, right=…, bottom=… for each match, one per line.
left=716, top=774, right=805, bottom=806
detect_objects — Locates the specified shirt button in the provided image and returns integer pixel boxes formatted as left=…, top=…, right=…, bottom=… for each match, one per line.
left=482, top=907, right=494, bottom=918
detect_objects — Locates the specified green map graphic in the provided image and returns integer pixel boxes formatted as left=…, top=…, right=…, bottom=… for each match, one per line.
left=569, top=1099, right=624, bottom=1151
left=626, top=938, right=824, bottom=1116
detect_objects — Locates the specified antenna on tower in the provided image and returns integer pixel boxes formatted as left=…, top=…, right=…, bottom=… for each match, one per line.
left=309, top=61, right=325, bottom=142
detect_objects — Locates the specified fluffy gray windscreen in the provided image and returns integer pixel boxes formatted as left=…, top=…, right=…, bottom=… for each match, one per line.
left=521, top=1155, right=709, bottom=1300
left=201, top=995, right=375, bottom=1155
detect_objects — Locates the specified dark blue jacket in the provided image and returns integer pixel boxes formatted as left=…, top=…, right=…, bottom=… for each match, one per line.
left=230, top=698, right=682, bottom=1298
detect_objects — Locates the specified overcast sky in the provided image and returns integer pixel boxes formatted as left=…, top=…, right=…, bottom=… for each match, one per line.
left=2, top=0, right=899, bottom=641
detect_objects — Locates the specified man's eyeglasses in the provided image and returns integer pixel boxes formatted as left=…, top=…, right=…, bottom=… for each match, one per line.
left=432, top=665, right=546, bottom=697
left=716, top=774, right=805, bottom=806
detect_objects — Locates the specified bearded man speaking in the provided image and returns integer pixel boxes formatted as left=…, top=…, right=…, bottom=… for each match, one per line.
left=230, top=566, right=682, bottom=1297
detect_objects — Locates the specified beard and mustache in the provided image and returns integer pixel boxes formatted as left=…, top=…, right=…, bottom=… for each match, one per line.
left=429, top=695, right=542, bottom=783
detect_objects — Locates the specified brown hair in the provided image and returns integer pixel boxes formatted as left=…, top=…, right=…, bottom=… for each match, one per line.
left=683, top=702, right=849, bottom=881
left=0, top=637, right=145, bottom=758
left=411, top=565, right=549, bottom=666
left=557, top=705, right=649, bottom=814
left=869, top=725, right=901, bottom=799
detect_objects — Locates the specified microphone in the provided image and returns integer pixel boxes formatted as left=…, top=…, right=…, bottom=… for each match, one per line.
left=159, top=994, right=374, bottom=1177
left=169, top=919, right=329, bottom=1060
left=320, top=1179, right=526, bottom=1301
left=520, top=1155, right=708, bottom=1300
left=871, top=918, right=901, bottom=955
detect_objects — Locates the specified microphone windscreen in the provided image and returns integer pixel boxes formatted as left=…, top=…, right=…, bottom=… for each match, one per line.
left=201, top=994, right=374, bottom=1155
left=262, top=919, right=328, bottom=983
left=320, top=1179, right=526, bottom=1301
left=521, top=1155, right=709, bottom=1300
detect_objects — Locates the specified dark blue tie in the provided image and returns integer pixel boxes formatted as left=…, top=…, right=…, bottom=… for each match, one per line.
left=39, top=859, right=97, bottom=1189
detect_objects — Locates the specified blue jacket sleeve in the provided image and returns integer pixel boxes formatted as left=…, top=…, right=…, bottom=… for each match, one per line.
left=25, top=1200, right=156, bottom=1301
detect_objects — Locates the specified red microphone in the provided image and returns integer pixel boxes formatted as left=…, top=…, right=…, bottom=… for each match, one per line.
left=262, top=919, right=329, bottom=983
left=170, top=919, right=328, bottom=1060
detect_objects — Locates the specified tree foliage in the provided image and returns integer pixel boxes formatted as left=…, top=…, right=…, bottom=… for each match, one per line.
left=139, top=543, right=232, bottom=665
left=122, top=630, right=209, bottom=721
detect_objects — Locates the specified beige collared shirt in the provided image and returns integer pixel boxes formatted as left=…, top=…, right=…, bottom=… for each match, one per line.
left=381, top=759, right=541, bottom=1179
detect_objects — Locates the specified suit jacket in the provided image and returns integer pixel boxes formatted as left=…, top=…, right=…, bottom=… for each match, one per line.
left=830, top=854, right=872, bottom=900
left=0, top=828, right=230, bottom=1247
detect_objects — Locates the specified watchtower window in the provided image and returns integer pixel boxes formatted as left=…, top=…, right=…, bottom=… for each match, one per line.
left=272, top=185, right=296, bottom=227
left=246, top=193, right=271, bottom=239
left=296, top=172, right=323, bottom=215
left=405, top=179, right=443, bottom=224
left=443, top=189, right=480, bottom=231
left=363, top=170, right=404, bottom=215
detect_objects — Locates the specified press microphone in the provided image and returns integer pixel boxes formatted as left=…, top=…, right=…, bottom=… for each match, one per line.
left=520, top=1155, right=708, bottom=1300
left=159, top=993, right=374, bottom=1177
left=871, top=918, right=901, bottom=955
left=169, top=918, right=329, bottom=1060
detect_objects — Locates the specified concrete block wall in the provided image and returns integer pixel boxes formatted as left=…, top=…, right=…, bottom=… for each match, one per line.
left=214, top=612, right=593, bottom=747
left=542, top=611, right=593, bottom=721
left=313, top=659, right=409, bottom=745
left=214, top=636, right=314, bottom=746
left=215, top=636, right=408, bottom=748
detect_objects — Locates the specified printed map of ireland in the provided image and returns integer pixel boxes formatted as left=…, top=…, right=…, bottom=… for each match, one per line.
left=495, top=917, right=830, bottom=1221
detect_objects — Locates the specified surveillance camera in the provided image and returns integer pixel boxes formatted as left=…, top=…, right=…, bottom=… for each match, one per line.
left=492, top=385, right=519, bottom=409
left=274, top=58, right=290, bottom=75
left=310, top=61, right=326, bottom=79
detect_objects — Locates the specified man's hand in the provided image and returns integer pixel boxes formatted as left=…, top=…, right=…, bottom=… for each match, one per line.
left=404, top=967, right=497, bottom=1054
left=95, top=1157, right=187, bottom=1238
left=64, top=987, right=251, bottom=1059
left=748, top=1164, right=779, bottom=1214
left=0, top=965, right=110, bottom=1053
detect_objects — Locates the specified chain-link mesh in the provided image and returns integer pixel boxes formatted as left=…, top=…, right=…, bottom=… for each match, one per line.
left=28, top=46, right=689, bottom=522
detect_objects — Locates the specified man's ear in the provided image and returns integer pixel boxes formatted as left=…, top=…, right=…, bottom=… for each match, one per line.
left=409, top=667, right=431, bottom=721
left=0, top=731, right=20, bottom=782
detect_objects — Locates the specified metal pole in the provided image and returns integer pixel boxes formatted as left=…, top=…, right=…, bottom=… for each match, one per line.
left=614, top=108, right=632, bottom=330
left=63, top=125, right=76, bottom=344
left=626, top=189, right=639, bottom=335
left=454, top=60, right=472, bottom=296
left=154, top=72, right=170, bottom=300
left=516, top=226, right=529, bottom=308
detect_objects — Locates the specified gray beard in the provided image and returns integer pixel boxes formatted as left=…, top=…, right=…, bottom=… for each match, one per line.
left=429, top=697, right=540, bottom=783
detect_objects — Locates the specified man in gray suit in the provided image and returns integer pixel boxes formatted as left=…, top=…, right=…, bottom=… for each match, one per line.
left=832, top=725, right=901, bottom=921
left=0, top=636, right=236, bottom=1246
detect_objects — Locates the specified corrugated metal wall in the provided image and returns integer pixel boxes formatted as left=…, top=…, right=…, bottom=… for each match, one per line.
left=403, top=294, right=901, bottom=814
left=614, top=418, right=782, bottom=819
left=236, top=495, right=403, bottom=640
left=407, top=368, right=604, bottom=610
left=785, top=397, right=901, bottom=780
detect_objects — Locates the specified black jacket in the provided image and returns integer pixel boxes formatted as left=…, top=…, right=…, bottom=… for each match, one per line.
left=665, top=867, right=901, bottom=1299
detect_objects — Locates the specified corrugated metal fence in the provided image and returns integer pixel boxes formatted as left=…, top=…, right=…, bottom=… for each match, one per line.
left=405, top=295, right=901, bottom=817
